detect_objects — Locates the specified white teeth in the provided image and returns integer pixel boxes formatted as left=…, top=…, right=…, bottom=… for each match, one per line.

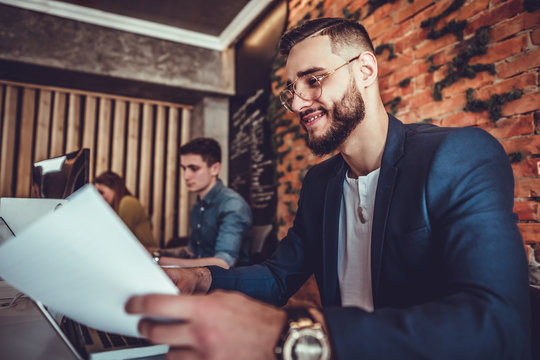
left=305, top=113, right=323, bottom=123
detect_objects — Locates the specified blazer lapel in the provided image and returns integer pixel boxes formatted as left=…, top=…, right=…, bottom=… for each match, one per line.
left=322, top=156, right=347, bottom=306
left=371, top=115, right=405, bottom=306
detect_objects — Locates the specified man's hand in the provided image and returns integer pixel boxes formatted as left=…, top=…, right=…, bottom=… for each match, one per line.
left=161, top=267, right=212, bottom=294
left=125, top=290, right=287, bottom=360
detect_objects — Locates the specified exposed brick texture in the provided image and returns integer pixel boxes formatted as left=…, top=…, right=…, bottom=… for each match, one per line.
left=273, top=0, right=540, bottom=305
left=502, top=91, right=540, bottom=117
left=533, top=27, right=540, bottom=45
left=518, top=223, right=540, bottom=244
left=469, top=34, right=528, bottom=66
left=476, top=72, right=537, bottom=99
left=465, top=0, right=523, bottom=35
left=501, top=134, right=540, bottom=156
left=512, top=157, right=540, bottom=178
left=497, top=47, right=540, bottom=79
left=483, top=113, right=536, bottom=139
left=514, top=201, right=540, bottom=221
left=515, top=177, right=540, bottom=198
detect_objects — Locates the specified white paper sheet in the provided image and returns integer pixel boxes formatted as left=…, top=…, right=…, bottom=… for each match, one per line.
left=0, top=185, right=179, bottom=337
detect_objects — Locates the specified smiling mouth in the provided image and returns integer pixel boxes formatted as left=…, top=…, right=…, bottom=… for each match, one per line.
left=301, top=109, right=326, bottom=125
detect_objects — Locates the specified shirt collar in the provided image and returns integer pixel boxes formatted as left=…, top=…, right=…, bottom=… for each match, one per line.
left=197, top=179, right=224, bottom=207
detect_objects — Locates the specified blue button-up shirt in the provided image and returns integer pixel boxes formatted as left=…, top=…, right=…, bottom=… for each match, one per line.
left=188, top=180, right=252, bottom=267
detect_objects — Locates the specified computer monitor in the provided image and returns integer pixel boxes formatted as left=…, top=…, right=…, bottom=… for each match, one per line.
left=32, top=149, right=90, bottom=199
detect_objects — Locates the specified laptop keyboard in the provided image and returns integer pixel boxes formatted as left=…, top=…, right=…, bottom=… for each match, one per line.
left=61, top=316, right=148, bottom=356
left=32, top=301, right=168, bottom=360
left=80, top=323, right=93, bottom=345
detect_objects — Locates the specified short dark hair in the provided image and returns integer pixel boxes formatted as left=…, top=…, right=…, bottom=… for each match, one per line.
left=279, top=17, right=374, bottom=57
left=180, top=137, right=221, bottom=166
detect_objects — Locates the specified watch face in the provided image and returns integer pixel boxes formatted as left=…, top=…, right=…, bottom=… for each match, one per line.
left=284, top=328, right=330, bottom=360
left=292, top=334, right=323, bottom=359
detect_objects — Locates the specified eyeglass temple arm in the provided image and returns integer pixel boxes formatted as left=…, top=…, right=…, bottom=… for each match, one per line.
left=318, top=55, right=361, bottom=81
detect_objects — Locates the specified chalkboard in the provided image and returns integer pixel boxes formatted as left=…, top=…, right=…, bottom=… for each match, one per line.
left=229, top=88, right=277, bottom=227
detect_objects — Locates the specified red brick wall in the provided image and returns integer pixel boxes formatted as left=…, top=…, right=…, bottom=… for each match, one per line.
left=271, top=0, right=539, bottom=306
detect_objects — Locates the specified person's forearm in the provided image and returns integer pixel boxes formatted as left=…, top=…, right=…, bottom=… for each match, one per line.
left=159, top=266, right=212, bottom=294
left=193, top=267, right=213, bottom=293
left=159, top=246, right=192, bottom=258
left=160, top=256, right=230, bottom=269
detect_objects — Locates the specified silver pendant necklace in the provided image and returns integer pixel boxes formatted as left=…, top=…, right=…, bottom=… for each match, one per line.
left=357, top=188, right=367, bottom=224
left=358, top=205, right=366, bottom=224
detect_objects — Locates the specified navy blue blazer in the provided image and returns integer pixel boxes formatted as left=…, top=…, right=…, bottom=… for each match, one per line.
left=210, top=115, right=531, bottom=359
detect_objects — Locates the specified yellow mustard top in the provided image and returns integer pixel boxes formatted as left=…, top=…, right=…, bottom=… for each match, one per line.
left=118, top=195, right=156, bottom=247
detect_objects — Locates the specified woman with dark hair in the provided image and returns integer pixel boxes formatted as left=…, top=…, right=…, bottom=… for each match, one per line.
left=94, top=171, right=156, bottom=247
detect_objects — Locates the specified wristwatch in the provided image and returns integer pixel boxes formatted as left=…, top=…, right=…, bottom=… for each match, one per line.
left=275, top=307, right=331, bottom=360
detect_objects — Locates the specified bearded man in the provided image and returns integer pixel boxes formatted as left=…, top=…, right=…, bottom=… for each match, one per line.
left=126, top=18, right=531, bottom=360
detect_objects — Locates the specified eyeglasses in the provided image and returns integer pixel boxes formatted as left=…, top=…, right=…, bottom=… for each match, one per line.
left=279, top=55, right=361, bottom=112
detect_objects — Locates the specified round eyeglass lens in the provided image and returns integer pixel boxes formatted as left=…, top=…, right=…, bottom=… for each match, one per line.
left=280, top=75, right=322, bottom=112
left=280, top=89, right=294, bottom=111
left=298, top=76, right=321, bottom=99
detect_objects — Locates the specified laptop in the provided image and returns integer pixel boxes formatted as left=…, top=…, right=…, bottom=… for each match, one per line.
left=35, top=301, right=168, bottom=360
left=0, top=197, right=66, bottom=235
left=0, top=212, right=168, bottom=360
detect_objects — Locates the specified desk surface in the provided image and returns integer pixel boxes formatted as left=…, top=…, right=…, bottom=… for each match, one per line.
left=0, top=295, right=79, bottom=360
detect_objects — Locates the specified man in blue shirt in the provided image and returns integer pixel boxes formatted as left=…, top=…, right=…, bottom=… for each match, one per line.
left=157, top=137, right=252, bottom=269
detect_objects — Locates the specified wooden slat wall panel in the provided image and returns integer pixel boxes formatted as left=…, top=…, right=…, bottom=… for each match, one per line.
left=152, top=105, right=166, bottom=243
left=0, top=79, right=190, bottom=246
left=0, top=86, right=18, bottom=196
left=15, top=88, right=35, bottom=197
left=66, top=93, right=81, bottom=153
left=95, top=97, right=112, bottom=177
left=111, top=100, right=126, bottom=175
left=0, top=86, right=4, bottom=142
left=82, top=95, right=97, bottom=182
left=179, top=108, right=191, bottom=238
left=50, top=92, right=67, bottom=158
left=164, top=107, right=179, bottom=244
left=34, top=90, right=52, bottom=162
left=139, top=104, right=153, bottom=210
left=125, top=102, right=140, bottom=194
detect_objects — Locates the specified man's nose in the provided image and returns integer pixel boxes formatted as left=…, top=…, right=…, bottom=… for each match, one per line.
left=290, top=93, right=314, bottom=113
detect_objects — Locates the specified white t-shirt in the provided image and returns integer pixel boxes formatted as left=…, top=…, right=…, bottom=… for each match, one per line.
left=337, top=168, right=380, bottom=311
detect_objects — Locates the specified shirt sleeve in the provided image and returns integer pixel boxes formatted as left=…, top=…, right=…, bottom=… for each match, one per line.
left=213, top=197, right=252, bottom=267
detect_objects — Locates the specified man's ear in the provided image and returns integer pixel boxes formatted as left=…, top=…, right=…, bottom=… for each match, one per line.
left=210, top=162, right=221, bottom=177
left=356, top=51, right=378, bottom=85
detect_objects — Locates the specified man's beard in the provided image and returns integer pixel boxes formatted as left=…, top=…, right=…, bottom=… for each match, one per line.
left=306, top=83, right=365, bottom=156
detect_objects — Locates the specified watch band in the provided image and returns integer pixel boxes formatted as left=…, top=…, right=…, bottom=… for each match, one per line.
left=275, top=308, right=309, bottom=360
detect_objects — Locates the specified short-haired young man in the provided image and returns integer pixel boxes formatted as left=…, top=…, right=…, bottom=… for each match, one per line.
left=155, top=137, right=252, bottom=269
left=127, top=18, right=530, bottom=359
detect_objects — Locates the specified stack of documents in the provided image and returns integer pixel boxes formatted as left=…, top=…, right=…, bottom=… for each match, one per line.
left=0, top=185, right=178, bottom=337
